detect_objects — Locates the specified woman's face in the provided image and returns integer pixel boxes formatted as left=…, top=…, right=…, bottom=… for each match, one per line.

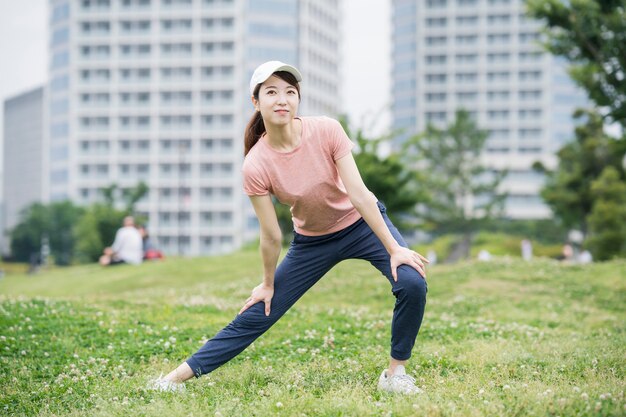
left=253, top=75, right=300, bottom=127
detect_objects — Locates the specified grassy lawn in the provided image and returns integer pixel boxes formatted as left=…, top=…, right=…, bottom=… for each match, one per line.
left=1, top=249, right=624, bottom=416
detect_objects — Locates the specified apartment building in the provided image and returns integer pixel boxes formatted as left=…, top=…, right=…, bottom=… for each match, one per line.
left=391, top=0, right=587, bottom=218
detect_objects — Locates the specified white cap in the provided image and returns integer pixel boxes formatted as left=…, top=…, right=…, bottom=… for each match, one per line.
left=249, top=61, right=303, bottom=96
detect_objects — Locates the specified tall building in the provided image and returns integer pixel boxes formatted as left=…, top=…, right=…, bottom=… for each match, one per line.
left=47, top=0, right=342, bottom=256
left=391, top=0, right=587, bottom=218
left=2, top=87, right=45, bottom=255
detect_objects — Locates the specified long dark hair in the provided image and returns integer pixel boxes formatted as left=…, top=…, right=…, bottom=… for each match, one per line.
left=244, top=71, right=301, bottom=156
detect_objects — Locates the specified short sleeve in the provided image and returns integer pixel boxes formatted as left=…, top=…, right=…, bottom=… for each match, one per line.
left=242, top=160, right=270, bottom=196
left=328, top=118, right=354, bottom=161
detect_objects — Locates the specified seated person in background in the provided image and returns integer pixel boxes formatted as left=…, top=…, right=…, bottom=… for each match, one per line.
left=137, top=225, right=164, bottom=261
left=99, top=216, right=144, bottom=266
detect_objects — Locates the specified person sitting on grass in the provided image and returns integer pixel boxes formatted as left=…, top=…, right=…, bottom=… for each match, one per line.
left=137, top=225, right=164, bottom=261
left=99, top=216, right=143, bottom=266
left=150, top=61, right=429, bottom=395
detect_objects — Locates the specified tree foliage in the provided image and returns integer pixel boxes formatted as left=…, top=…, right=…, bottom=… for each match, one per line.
left=402, top=109, right=507, bottom=237
left=534, top=109, right=626, bottom=234
left=586, top=166, right=626, bottom=260
left=526, top=0, right=626, bottom=127
left=9, top=202, right=84, bottom=265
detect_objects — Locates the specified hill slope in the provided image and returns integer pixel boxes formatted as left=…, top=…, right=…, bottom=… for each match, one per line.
left=1, top=252, right=624, bottom=416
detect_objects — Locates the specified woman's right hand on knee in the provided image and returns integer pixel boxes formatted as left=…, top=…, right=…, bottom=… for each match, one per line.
left=238, top=283, right=274, bottom=316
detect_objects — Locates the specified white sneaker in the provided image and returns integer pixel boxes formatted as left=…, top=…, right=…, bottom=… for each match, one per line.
left=148, top=373, right=186, bottom=393
left=377, top=366, right=423, bottom=395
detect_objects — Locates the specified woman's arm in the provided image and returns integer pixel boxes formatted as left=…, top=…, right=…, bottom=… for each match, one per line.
left=238, top=194, right=282, bottom=316
left=336, top=152, right=428, bottom=280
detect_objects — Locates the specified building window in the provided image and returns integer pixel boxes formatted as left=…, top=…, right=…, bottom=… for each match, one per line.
left=456, top=53, right=478, bottom=64
left=426, top=73, right=447, bottom=83
left=488, top=110, right=509, bottom=120
left=487, top=71, right=510, bottom=82
left=487, top=91, right=510, bottom=101
left=456, top=15, right=478, bottom=26
left=519, top=90, right=542, bottom=100
left=487, top=53, right=510, bottom=63
left=488, top=14, right=511, bottom=25
left=455, top=35, right=478, bottom=45
left=519, top=70, right=542, bottom=81
left=456, top=92, right=478, bottom=102
left=426, top=55, right=447, bottom=65
left=426, top=36, right=447, bottom=46
left=487, top=33, right=510, bottom=44
left=426, top=92, right=446, bottom=103
left=426, top=17, right=447, bottom=28
left=456, top=72, right=478, bottom=83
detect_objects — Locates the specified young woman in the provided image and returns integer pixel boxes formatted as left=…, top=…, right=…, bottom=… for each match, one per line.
left=152, top=61, right=428, bottom=394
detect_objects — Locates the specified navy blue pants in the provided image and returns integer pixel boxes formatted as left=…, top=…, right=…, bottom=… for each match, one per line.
left=186, top=202, right=427, bottom=377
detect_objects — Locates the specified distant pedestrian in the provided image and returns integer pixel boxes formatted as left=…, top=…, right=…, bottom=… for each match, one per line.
left=578, top=249, right=593, bottom=264
left=427, top=249, right=438, bottom=265
left=477, top=249, right=492, bottom=262
left=557, top=243, right=574, bottom=263
left=151, top=61, right=428, bottom=395
left=99, top=216, right=143, bottom=266
left=138, top=226, right=164, bottom=261
left=521, top=239, right=533, bottom=261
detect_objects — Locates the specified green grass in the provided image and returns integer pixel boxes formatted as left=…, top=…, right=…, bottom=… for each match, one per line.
left=1, top=249, right=624, bottom=416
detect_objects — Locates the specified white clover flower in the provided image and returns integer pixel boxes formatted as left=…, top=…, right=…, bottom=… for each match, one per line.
left=275, top=402, right=283, bottom=408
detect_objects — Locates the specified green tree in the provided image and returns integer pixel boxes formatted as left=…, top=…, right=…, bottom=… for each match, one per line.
left=585, top=166, right=626, bottom=260
left=74, top=204, right=128, bottom=262
left=534, top=110, right=626, bottom=234
left=403, top=110, right=507, bottom=257
left=9, top=201, right=84, bottom=265
left=9, top=203, right=50, bottom=263
left=48, top=201, right=85, bottom=265
left=526, top=0, right=626, bottom=127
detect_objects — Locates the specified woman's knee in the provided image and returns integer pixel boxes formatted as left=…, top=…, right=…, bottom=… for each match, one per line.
left=396, top=268, right=427, bottom=301
left=233, top=303, right=275, bottom=329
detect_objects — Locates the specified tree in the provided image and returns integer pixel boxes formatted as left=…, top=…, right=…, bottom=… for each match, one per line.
left=403, top=110, right=507, bottom=257
left=534, top=109, right=626, bottom=234
left=527, top=0, right=626, bottom=259
left=526, top=0, right=626, bottom=128
left=9, top=203, right=50, bottom=263
left=340, top=117, right=426, bottom=230
left=74, top=203, right=128, bottom=262
left=585, top=166, right=626, bottom=260
left=47, top=201, right=85, bottom=265
left=9, top=201, right=84, bottom=265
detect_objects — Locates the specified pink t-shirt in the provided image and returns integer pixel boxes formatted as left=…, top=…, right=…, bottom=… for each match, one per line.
left=242, top=116, right=362, bottom=236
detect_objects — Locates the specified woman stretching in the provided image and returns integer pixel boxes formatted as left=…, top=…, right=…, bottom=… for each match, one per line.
left=152, top=61, right=428, bottom=394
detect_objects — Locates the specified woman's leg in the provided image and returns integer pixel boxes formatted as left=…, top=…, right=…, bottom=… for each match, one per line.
left=182, top=238, right=341, bottom=378
left=338, top=203, right=427, bottom=367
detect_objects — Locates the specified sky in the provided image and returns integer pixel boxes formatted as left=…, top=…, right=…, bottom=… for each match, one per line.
left=0, top=0, right=391, bottom=163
